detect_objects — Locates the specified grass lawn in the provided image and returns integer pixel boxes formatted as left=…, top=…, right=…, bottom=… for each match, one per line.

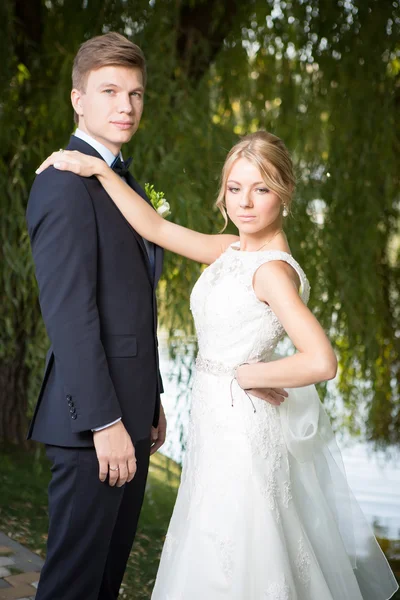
left=0, top=445, right=399, bottom=599
left=0, top=445, right=179, bottom=599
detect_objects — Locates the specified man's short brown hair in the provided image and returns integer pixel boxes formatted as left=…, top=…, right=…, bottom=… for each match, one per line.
left=72, top=32, right=146, bottom=123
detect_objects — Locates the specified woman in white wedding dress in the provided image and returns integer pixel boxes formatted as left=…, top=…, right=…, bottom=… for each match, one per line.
left=38, top=131, right=398, bottom=600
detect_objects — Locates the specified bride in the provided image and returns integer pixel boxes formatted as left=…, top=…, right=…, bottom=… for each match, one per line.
left=37, top=131, right=398, bottom=599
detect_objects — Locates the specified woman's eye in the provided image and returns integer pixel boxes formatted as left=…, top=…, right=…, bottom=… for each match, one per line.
left=256, top=188, right=269, bottom=193
left=227, top=186, right=240, bottom=193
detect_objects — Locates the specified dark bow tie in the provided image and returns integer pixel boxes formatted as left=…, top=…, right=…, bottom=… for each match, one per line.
left=111, top=156, right=133, bottom=177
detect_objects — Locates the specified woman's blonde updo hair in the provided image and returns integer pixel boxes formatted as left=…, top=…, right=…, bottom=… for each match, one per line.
left=215, top=130, right=295, bottom=230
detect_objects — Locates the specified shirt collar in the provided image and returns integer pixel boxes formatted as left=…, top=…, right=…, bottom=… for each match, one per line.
left=73, top=128, right=123, bottom=167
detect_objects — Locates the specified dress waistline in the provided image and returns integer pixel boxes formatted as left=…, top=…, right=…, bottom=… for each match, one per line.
left=195, top=355, right=235, bottom=377
left=195, top=354, right=257, bottom=413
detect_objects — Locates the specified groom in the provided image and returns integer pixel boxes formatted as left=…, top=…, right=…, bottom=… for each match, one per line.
left=26, top=32, right=166, bottom=599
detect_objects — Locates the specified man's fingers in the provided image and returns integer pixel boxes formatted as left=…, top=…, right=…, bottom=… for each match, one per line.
left=116, top=464, right=128, bottom=488
left=151, top=426, right=159, bottom=443
left=150, top=425, right=160, bottom=455
left=150, top=424, right=166, bottom=455
left=98, top=458, right=109, bottom=483
left=127, top=457, right=137, bottom=482
left=93, top=421, right=136, bottom=486
left=108, top=465, right=120, bottom=487
left=111, top=455, right=136, bottom=486
left=150, top=439, right=163, bottom=456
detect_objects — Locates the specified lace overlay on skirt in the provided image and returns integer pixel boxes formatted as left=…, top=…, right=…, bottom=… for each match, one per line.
left=152, top=246, right=398, bottom=600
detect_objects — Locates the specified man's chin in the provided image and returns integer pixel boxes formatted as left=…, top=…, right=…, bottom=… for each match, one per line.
left=110, top=126, right=138, bottom=143
left=84, top=127, right=138, bottom=152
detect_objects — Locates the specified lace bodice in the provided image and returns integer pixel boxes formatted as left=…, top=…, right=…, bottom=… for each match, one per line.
left=153, top=244, right=397, bottom=600
left=190, top=244, right=310, bottom=368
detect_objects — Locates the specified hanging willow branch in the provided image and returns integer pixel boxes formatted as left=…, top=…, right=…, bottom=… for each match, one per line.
left=1, top=0, right=399, bottom=446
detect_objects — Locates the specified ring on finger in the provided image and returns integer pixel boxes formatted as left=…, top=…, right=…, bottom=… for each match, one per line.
left=109, top=466, right=119, bottom=472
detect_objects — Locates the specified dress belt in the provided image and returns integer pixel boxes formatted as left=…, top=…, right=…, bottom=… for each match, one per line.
left=195, top=355, right=235, bottom=376
left=195, top=354, right=257, bottom=413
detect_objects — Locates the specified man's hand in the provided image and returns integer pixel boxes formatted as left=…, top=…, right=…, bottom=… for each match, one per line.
left=93, top=421, right=136, bottom=487
left=247, top=387, right=288, bottom=406
left=150, top=403, right=167, bottom=456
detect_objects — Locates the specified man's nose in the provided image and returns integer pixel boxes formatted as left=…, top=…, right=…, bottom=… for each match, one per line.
left=117, top=94, right=133, bottom=113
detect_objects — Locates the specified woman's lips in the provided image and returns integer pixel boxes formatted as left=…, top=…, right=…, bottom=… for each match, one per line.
left=237, top=215, right=256, bottom=221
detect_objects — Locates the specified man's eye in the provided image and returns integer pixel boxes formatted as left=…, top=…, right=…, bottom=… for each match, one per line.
left=104, top=89, right=114, bottom=94
left=131, top=92, right=142, bottom=98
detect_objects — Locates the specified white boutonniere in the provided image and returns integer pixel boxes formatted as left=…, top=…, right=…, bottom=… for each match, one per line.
left=144, top=183, right=171, bottom=218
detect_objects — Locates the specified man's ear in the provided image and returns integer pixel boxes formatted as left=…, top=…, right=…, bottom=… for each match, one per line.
left=71, top=89, right=84, bottom=118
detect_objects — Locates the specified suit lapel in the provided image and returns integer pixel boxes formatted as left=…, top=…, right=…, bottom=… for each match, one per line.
left=66, top=136, right=154, bottom=286
left=125, top=172, right=151, bottom=207
left=126, top=173, right=164, bottom=286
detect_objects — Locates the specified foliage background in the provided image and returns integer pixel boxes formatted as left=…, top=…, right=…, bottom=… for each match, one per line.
left=0, top=0, right=399, bottom=446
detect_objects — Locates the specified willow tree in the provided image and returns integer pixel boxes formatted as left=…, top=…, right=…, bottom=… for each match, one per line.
left=1, top=0, right=399, bottom=446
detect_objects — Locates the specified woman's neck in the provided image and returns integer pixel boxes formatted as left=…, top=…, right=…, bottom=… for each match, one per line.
left=238, top=227, right=284, bottom=252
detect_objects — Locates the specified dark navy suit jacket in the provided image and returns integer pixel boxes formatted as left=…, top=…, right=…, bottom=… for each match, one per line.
left=26, top=136, right=163, bottom=447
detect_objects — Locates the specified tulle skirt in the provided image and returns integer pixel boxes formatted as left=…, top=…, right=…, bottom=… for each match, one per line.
left=151, top=373, right=398, bottom=600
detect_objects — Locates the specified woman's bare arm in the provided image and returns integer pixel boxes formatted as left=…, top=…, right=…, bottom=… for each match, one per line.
left=36, top=151, right=238, bottom=264
left=236, top=261, right=338, bottom=389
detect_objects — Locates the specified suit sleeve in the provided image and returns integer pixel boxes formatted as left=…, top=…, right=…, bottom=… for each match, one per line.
left=27, top=168, right=122, bottom=432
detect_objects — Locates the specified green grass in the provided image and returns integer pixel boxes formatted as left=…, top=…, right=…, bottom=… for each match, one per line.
left=0, top=446, right=399, bottom=599
left=0, top=446, right=179, bottom=599
left=120, top=453, right=181, bottom=599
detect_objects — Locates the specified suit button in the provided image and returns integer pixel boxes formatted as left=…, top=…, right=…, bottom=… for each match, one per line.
left=71, top=414, right=77, bottom=420
left=69, top=407, right=76, bottom=414
left=68, top=400, right=74, bottom=407
left=66, top=394, right=72, bottom=401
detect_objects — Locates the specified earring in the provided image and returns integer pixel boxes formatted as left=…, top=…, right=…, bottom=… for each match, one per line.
left=282, top=204, right=288, bottom=217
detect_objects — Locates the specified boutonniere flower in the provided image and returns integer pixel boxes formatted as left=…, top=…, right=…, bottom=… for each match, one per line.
left=144, top=183, right=171, bottom=218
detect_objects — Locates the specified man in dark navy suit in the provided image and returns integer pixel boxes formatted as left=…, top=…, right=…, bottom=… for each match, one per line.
left=26, top=32, right=166, bottom=600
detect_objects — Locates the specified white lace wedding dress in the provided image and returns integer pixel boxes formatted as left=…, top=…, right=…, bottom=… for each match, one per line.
left=151, top=244, right=398, bottom=600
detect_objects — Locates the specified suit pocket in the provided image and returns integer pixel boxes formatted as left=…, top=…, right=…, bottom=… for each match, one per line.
left=102, top=335, right=138, bottom=357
